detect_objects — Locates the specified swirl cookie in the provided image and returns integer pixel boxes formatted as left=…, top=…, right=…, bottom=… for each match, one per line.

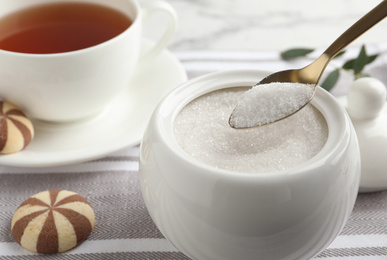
left=11, top=190, right=95, bottom=254
left=0, top=101, right=34, bottom=154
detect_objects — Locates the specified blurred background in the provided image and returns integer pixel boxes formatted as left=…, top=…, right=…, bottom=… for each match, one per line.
left=140, top=0, right=387, bottom=51
left=140, top=0, right=387, bottom=96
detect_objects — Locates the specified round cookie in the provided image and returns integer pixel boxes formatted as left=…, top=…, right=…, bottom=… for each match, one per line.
left=0, top=101, right=34, bottom=154
left=11, top=190, right=95, bottom=254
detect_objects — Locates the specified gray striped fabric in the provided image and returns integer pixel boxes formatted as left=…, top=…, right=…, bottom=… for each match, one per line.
left=1, top=48, right=387, bottom=259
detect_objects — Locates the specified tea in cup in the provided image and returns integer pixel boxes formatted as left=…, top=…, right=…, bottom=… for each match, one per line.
left=0, top=0, right=177, bottom=122
left=139, top=70, right=361, bottom=260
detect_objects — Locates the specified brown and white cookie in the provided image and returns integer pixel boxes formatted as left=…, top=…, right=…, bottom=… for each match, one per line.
left=0, top=101, right=34, bottom=154
left=11, top=190, right=95, bottom=254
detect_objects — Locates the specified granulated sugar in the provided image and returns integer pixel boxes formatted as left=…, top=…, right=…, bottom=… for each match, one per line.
left=173, top=88, right=328, bottom=174
left=229, top=82, right=315, bottom=128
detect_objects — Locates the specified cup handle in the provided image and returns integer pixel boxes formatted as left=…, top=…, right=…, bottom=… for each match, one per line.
left=139, top=1, right=178, bottom=63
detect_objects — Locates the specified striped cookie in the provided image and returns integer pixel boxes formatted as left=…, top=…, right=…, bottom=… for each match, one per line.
left=11, top=190, right=95, bottom=254
left=0, top=101, right=34, bottom=154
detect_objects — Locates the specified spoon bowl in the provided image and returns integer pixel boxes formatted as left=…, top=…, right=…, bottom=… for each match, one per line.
left=229, top=0, right=387, bottom=129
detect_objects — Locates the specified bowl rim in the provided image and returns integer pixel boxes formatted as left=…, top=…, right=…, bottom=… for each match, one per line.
left=153, top=69, right=352, bottom=180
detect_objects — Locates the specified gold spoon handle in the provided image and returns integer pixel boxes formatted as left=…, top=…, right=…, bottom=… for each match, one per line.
left=308, top=0, right=387, bottom=84
left=324, top=0, right=387, bottom=59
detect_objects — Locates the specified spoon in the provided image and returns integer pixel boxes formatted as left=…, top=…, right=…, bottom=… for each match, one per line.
left=229, top=0, right=387, bottom=129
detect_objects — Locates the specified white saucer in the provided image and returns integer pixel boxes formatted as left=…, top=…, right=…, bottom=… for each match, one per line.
left=0, top=41, right=187, bottom=168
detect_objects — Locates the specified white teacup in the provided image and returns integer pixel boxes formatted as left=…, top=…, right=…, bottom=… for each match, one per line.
left=139, top=70, right=361, bottom=260
left=0, top=0, right=177, bottom=122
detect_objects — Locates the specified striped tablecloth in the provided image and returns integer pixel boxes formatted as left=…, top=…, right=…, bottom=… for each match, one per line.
left=1, top=46, right=387, bottom=259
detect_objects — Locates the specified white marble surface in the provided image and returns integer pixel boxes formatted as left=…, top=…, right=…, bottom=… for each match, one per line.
left=141, top=0, right=387, bottom=51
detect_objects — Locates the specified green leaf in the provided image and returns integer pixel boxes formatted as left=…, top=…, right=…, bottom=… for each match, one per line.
left=281, top=48, right=314, bottom=60
left=333, top=51, right=346, bottom=59
left=342, top=58, right=356, bottom=70
left=366, top=54, right=378, bottom=65
left=353, top=45, right=368, bottom=74
left=341, top=53, right=377, bottom=71
left=321, top=69, right=340, bottom=91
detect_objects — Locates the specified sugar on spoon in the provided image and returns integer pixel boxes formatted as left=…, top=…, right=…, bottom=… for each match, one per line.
left=229, top=0, right=387, bottom=129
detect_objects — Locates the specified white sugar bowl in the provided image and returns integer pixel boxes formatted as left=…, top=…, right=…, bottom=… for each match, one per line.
left=139, top=70, right=361, bottom=260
